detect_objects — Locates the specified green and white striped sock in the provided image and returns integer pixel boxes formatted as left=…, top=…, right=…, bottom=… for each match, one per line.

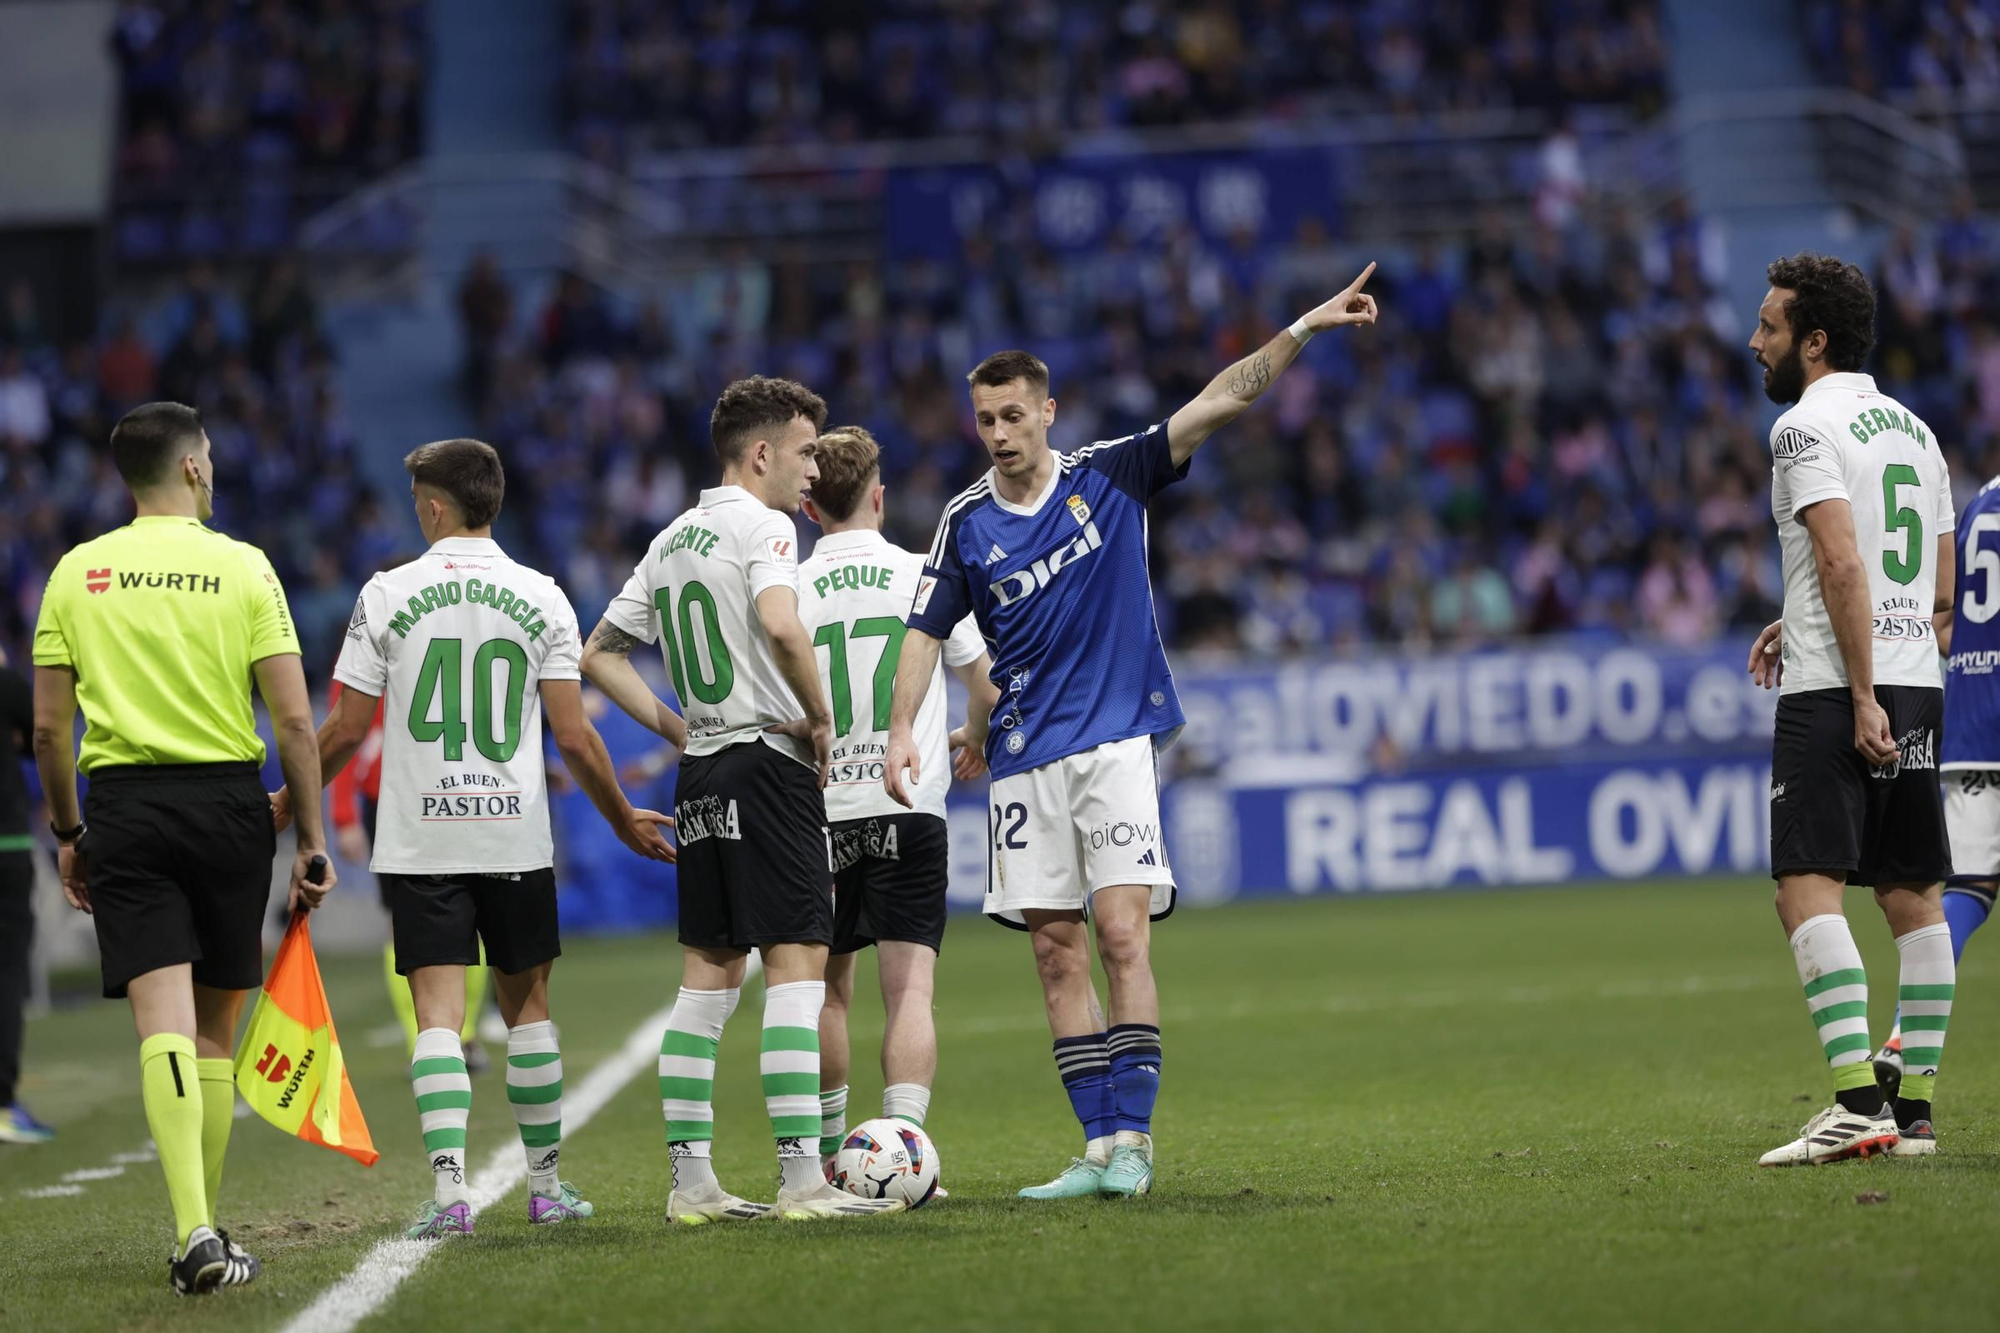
left=818, top=1085, right=849, bottom=1157
left=507, top=1021, right=563, bottom=1197
left=763, top=981, right=826, bottom=1193
left=659, top=988, right=737, bottom=1194
left=1895, top=923, right=1954, bottom=1105
left=1788, top=915, right=1878, bottom=1109
left=412, top=1027, right=471, bottom=1205
left=883, top=1082, right=930, bottom=1126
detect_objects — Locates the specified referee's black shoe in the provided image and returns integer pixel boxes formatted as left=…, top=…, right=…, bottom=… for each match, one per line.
left=168, top=1226, right=228, bottom=1295
left=218, top=1230, right=261, bottom=1287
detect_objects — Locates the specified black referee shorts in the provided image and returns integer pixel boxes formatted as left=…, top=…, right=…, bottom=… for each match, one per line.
left=674, top=740, right=833, bottom=950
left=831, top=812, right=950, bottom=955
left=83, top=762, right=275, bottom=999
left=1770, top=684, right=1950, bottom=887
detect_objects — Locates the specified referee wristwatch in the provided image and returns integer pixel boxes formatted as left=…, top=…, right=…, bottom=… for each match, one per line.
left=50, top=820, right=85, bottom=845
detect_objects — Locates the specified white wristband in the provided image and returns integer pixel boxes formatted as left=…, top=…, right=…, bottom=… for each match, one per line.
left=1288, top=317, right=1315, bottom=345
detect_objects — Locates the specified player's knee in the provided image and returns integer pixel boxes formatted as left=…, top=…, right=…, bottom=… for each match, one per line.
left=1094, top=919, right=1150, bottom=975
left=1031, top=933, right=1088, bottom=988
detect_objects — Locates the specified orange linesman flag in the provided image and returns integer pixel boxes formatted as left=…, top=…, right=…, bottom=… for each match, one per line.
left=234, top=913, right=379, bottom=1166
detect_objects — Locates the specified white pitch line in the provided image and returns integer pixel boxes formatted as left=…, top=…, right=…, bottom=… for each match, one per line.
left=60, top=1166, right=125, bottom=1183
left=281, top=955, right=761, bottom=1333
left=22, top=1184, right=84, bottom=1199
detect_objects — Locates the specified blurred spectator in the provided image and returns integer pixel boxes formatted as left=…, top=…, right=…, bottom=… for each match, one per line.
left=456, top=252, right=514, bottom=407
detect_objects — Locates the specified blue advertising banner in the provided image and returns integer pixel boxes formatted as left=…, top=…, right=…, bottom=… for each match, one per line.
left=887, top=145, right=1347, bottom=260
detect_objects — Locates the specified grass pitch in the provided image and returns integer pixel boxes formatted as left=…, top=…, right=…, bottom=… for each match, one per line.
left=2, top=880, right=1996, bottom=1331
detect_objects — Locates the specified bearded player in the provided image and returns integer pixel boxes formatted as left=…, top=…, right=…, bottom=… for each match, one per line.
left=883, top=266, right=1380, bottom=1198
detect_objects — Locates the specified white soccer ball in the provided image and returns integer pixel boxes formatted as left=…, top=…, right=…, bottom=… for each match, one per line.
left=831, top=1117, right=941, bottom=1208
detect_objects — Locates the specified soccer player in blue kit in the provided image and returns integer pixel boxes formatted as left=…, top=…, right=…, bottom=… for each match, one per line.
left=882, top=264, right=1380, bottom=1198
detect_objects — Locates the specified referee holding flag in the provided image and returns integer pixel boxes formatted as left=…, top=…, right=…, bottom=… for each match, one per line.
left=30, top=402, right=335, bottom=1295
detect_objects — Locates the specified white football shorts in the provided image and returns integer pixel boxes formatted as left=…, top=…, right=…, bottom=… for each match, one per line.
left=1945, top=769, right=2000, bottom=883
left=984, top=734, right=1176, bottom=927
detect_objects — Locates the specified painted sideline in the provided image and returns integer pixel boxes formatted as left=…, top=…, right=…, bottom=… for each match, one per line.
left=276, top=951, right=757, bottom=1333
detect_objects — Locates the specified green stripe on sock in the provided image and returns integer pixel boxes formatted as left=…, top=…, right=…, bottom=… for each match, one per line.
left=422, top=1127, right=467, bottom=1150
left=1901, top=1046, right=1944, bottom=1066
left=508, top=1052, right=560, bottom=1069
left=416, top=1089, right=472, bottom=1113
left=1832, top=1062, right=1879, bottom=1092
left=665, top=1121, right=713, bottom=1142
left=506, top=1082, right=563, bottom=1106
left=1901, top=1015, right=1950, bottom=1031
left=1822, top=1033, right=1873, bottom=1059
left=770, top=1114, right=821, bottom=1137
left=1898, top=984, right=1956, bottom=1002
left=761, top=1071, right=820, bottom=1097
left=519, top=1122, right=561, bottom=1148
left=660, top=1031, right=718, bottom=1059
left=759, top=1026, right=818, bottom=1053
left=1803, top=968, right=1867, bottom=998
left=659, top=1076, right=714, bottom=1100
left=411, top=1057, right=467, bottom=1079
left=1811, top=1000, right=1868, bottom=1027
left=891, top=1113, right=921, bottom=1125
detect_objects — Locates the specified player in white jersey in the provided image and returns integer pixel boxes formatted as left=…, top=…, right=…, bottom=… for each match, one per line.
left=580, top=377, right=902, bottom=1223
left=291, top=440, right=675, bottom=1237
left=793, top=428, right=999, bottom=1179
left=1741, top=254, right=1958, bottom=1166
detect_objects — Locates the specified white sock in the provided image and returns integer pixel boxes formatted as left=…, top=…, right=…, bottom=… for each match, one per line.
left=1085, top=1136, right=1114, bottom=1166
left=1787, top=914, right=1875, bottom=1096
left=412, top=1027, right=471, bottom=1205
left=762, top=981, right=826, bottom=1186
left=1894, top=922, right=1955, bottom=1105
left=506, top=1020, right=563, bottom=1197
left=660, top=986, right=739, bottom=1178
left=669, top=1137, right=719, bottom=1195
left=883, top=1082, right=931, bottom=1126
left=818, top=1085, right=848, bottom=1156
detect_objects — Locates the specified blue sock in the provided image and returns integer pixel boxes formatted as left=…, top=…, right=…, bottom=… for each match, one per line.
left=1052, top=1034, right=1116, bottom=1149
left=1107, top=1024, right=1162, bottom=1136
left=1944, top=888, right=1992, bottom=963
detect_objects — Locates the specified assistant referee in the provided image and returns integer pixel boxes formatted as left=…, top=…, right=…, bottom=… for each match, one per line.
left=30, top=402, right=336, bottom=1296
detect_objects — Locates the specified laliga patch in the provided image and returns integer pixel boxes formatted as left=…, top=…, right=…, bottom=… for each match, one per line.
left=1066, top=495, right=1092, bottom=525
left=913, top=575, right=936, bottom=616
left=768, top=536, right=795, bottom=565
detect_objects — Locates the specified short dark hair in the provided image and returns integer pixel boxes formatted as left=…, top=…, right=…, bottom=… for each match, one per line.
left=967, top=349, right=1050, bottom=396
left=1765, top=252, right=1876, bottom=372
left=404, top=438, right=505, bottom=528
left=709, top=375, right=827, bottom=465
left=809, top=425, right=881, bottom=521
left=110, top=401, right=203, bottom=490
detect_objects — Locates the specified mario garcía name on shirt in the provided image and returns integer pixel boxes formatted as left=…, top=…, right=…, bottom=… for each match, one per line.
left=421, top=771, right=522, bottom=820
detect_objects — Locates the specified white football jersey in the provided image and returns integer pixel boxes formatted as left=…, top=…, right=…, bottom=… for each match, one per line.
left=603, top=485, right=813, bottom=767
left=333, top=536, right=581, bottom=874
left=1769, top=372, right=1954, bottom=694
left=797, top=529, right=986, bottom=821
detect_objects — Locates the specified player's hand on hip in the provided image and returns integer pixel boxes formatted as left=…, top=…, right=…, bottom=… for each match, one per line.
left=884, top=728, right=920, bottom=809
left=1302, top=262, right=1379, bottom=331
left=269, top=786, right=293, bottom=832
left=948, top=725, right=988, bottom=781
left=622, top=808, right=677, bottom=863
left=58, top=841, right=89, bottom=914
left=810, top=719, right=833, bottom=790
left=1853, top=696, right=1899, bottom=768
left=288, top=846, right=336, bottom=915
left=1747, top=619, right=1784, bottom=689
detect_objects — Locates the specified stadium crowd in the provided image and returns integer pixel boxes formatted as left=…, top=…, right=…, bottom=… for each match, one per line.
left=565, top=0, right=1672, bottom=159
left=1803, top=0, right=2000, bottom=101
left=110, top=0, right=429, bottom=262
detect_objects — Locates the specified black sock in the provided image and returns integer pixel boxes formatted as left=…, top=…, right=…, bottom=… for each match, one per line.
left=1835, top=1085, right=1886, bottom=1117
left=1893, top=1097, right=1932, bottom=1128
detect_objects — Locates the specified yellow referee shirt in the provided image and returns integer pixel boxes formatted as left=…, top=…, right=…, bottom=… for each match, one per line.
left=32, top=516, right=301, bottom=773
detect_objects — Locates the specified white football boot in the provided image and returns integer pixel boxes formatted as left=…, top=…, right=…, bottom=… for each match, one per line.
left=1758, top=1104, right=1899, bottom=1167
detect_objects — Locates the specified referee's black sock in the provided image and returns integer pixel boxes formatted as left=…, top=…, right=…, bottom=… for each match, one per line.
left=1893, top=1097, right=1932, bottom=1128
left=1835, top=1084, right=1886, bottom=1118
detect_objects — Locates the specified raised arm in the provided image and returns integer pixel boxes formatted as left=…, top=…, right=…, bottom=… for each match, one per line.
left=1166, top=262, right=1378, bottom=465
left=755, top=586, right=834, bottom=787
left=882, top=629, right=944, bottom=808
left=542, top=678, right=674, bottom=862
left=1800, top=499, right=1898, bottom=766
left=580, top=618, right=687, bottom=748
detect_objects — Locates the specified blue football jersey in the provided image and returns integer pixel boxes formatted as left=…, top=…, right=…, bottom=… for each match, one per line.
left=907, top=421, right=1188, bottom=780
left=1945, top=474, right=2000, bottom=768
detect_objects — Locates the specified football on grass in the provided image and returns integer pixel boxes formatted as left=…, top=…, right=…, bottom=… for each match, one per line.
left=832, top=1118, right=940, bottom=1208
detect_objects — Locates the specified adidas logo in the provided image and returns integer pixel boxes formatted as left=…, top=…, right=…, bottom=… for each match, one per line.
left=1137, top=849, right=1157, bottom=866
left=984, top=544, right=1008, bottom=566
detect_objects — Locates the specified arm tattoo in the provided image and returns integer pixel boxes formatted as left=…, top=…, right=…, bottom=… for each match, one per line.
left=587, top=619, right=642, bottom=656
left=1222, top=351, right=1272, bottom=400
